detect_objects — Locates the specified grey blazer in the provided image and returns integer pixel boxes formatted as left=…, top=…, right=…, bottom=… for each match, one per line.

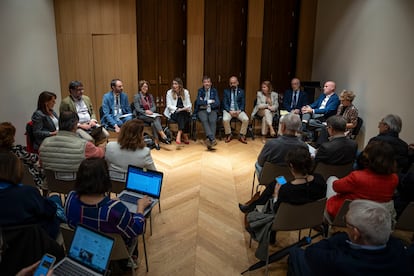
left=251, top=91, right=279, bottom=118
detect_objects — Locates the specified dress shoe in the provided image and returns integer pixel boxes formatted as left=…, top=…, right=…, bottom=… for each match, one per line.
left=211, top=139, right=217, bottom=147
left=239, top=135, right=247, bottom=144
left=183, top=139, right=190, bottom=144
left=239, top=203, right=254, bottom=213
left=205, top=138, right=212, bottom=150
left=155, top=144, right=161, bottom=150
left=160, top=136, right=171, bottom=145
left=225, top=134, right=232, bottom=143
left=175, top=139, right=181, bottom=144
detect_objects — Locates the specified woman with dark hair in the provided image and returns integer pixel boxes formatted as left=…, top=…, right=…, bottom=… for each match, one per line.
left=31, top=91, right=58, bottom=151
left=105, top=119, right=156, bottom=172
left=65, top=158, right=151, bottom=247
left=0, top=122, right=45, bottom=189
left=163, top=77, right=192, bottom=144
left=134, top=80, right=170, bottom=150
left=0, top=151, right=59, bottom=238
left=326, top=141, right=398, bottom=218
left=239, top=147, right=327, bottom=214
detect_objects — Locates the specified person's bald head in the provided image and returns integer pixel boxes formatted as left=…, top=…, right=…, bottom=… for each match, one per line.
left=323, top=81, right=336, bottom=95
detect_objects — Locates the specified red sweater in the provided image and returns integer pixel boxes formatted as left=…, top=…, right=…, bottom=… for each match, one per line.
left=326, top=169, right=398, bottom=217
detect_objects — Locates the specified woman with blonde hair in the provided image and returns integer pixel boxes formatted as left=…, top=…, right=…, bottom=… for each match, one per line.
left=251, top=81, right=279, bottom=143
left=105, top=119, right=156, bottom=172
left=163, top=78, right=192, bottom=144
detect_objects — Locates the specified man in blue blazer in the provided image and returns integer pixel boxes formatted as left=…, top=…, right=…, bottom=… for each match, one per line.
left=222, top=76, right=249, bottom=144
left=282, top=78, right=308, bottom=114
left=101, top=79, right=133, bottom=133
left=195, top=76, right=220, bottom=149
left=301, top=80, right=339, bottom=133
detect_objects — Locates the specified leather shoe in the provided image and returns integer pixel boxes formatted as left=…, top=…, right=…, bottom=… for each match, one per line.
left=225, top=134, right=232, bottom=143
left=160, top=136, right=171, bottom=145
left=239, top=135, right=247, bottom=144
left=155, top=144, right=161, bottom=150
left=239, top=203, right=253, bottom=213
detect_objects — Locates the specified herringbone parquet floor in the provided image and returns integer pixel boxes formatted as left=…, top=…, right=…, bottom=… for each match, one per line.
left=133, top=136, right=299, bottom=276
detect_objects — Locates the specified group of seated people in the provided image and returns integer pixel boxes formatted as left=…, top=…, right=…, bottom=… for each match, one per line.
left=238, top=105, right=414, bottom=273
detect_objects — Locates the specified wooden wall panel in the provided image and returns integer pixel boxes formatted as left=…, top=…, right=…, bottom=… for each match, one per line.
left=92, top=34, right=138, bottom=109
left=296, top=0, right=318, bottom=80
left=187, top=0, right=204, bottom=100
left=245, top=0, right=264, bottom=115
left=56, top=34, right=95, bottom=107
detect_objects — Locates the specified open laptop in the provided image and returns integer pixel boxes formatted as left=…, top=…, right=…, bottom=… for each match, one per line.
left=118, top=165, right=164, bottom=216
left=53, top=224, right=114, bottom=276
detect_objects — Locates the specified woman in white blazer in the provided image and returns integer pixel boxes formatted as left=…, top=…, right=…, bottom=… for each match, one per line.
left=163, top=78, right=192, bottom=144
left=251, top=81, right=279, bottom=142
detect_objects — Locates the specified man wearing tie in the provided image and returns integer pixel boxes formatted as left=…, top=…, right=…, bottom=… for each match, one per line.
left=301, top=80, right=340, bottom=133
left=222, top=76, right=249, bottom=144
left=283, top=78, right=308, bottom=114
left=101, top=79, right=133, bottom=133
left=195, top=76, right=220, bottom=149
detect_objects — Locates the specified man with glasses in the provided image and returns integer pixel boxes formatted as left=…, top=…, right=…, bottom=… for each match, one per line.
left=288, top=200, right=413, bottom=275
left=282, top=78, right=308, bottom=114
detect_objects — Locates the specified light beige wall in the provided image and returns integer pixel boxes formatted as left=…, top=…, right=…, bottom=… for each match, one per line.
left=0, top=0, right=61, bottom=145
left=312, top=0, right=414, bottom=146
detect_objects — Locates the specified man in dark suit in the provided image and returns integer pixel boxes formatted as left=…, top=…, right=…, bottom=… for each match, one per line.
left=222, top=76, right=249, bottom=144
left=315, top=116, right=357, bottom=165
left=282, top=78, right=308, bottom=114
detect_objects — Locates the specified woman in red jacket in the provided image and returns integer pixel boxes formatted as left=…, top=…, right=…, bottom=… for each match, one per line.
left=326, top=141, right=398, bottom=218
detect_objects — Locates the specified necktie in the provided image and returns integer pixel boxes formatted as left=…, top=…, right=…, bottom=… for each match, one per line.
left=292, top=91, right=297, bottom=108
left=233, top=89, right=239, bottom=110
left=206, top=89, right=211, bottom=113
left=115, top=95, right=120, bottom=116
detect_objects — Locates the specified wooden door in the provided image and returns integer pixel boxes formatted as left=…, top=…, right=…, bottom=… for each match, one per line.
left=204, top=0, right=248, bottom=100
left=261, top=0, right=300, bottom=94
left=137, top=0, right=187, bottom=109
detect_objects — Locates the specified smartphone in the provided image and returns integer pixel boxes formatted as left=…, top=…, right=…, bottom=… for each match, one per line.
left=275, top=176, right=287, bottom=185
left=34, top=253, right=56, bottom=276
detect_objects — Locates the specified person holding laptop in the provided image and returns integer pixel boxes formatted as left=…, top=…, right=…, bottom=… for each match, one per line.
left=64, top=158, right=151, bottom=250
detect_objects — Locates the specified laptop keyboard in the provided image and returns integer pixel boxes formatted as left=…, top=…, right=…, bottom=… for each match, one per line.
left=119, top=193, right=139, bottom=204
left=54, top=260, right=96, bottom=276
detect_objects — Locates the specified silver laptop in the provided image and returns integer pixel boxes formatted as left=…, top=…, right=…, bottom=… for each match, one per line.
left=118, top=165, right=164, bottom=216
left=53, top=224, right=114, bottom=276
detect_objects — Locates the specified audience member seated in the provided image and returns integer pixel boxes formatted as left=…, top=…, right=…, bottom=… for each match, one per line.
left=105, top=119, right=157, bottom=172
left=163, top=77, right=192, bottom=145
left=314, top=116, right=358, bottom=165
left=40, top=111, right=105, bottom=172
left=394, top=171, right=414, bottom=217
left=0, top=122, right=46, bottom=189
left=101, top=79, right=133, bottom=133
left=195, top=76, right=220, bottom=150
left=222, top=76, right=250, bottom=144
left=65, top=158, right=151, bottom=248
left=255, top=113, right=307, bottom=177
left=288, top=199, right=413, bottom=276
left=367, top=114, right=409, bottom=172
left=0, top=151, right=59, bottom=239
left=301, top=81, right=340, bottom=138
left=282, top=78, right=308, bottom=115
left=251, top=81, right=279, bottom=143
left=315, top=90, right=358, bottom=145
left=243, top=147, right=327, bottom=260
left=59, top=80, right=109, bottom=142
left=134, top=80, right=170, bottom=150
left=31, top=91, right=58, bottom=152
left=326, top=141, right=398, bottom=219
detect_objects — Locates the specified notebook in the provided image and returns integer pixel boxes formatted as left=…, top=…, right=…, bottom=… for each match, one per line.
left=118, top=165, right=164, bottom=216
left=53, top=224, right=114, bottom=276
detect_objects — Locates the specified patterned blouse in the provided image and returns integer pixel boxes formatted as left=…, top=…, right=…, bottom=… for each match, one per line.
left=337, top=104, right=358, bottom=136
left=11, top=145, right=45, bottom=189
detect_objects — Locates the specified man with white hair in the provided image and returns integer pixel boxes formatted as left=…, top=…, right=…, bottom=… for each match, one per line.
left=288, top=199, right=413, bottom=275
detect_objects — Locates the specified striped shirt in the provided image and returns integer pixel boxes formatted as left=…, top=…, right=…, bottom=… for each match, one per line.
left=65, top=191, right=145, bottom=246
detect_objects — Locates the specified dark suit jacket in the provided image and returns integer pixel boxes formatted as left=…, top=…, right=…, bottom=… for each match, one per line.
left=194, top=87, right=220, bottom=114
left=31, top=109, right=58, bottom=151
left=315, top=136, right=358, bottom=165
left=310, top=93, right=340, bottom=117
left=283, top=89, right=308, bottom=111
left=223, top=87, right=245, bottom=112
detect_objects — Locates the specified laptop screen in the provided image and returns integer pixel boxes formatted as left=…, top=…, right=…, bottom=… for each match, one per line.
left=68, top=225, right=114, bottom=274
left=125, top=165, right=163, bottom=198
